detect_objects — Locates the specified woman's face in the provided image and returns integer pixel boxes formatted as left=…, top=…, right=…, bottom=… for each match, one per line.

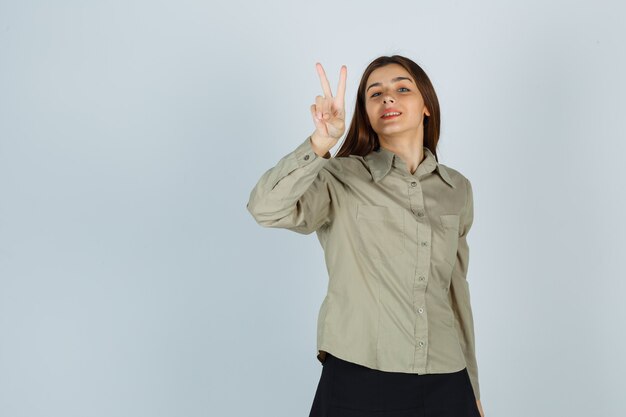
left=364, top=63, right=430, bottom=141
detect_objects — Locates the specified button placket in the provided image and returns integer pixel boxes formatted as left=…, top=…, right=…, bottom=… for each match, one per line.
left=408, top=178, right=430, bottom=371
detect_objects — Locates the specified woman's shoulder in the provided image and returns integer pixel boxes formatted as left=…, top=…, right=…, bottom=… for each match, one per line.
left=321, top=154, right=368, bottom=175
left=437, top=162, right=471, bottom=188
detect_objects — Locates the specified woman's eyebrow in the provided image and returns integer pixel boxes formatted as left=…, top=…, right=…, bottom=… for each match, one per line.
left=367, top=77, right=414, bottom=92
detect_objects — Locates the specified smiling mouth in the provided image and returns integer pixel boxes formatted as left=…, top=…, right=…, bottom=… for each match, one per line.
left=381, top=112, right=402, bottom=120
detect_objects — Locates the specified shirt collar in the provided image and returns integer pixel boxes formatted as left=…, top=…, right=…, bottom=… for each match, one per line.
left=364, top=145, right=456, bottom=188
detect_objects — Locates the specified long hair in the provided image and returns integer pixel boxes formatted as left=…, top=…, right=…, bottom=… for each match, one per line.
left=335, top=55, right=442, bottom=161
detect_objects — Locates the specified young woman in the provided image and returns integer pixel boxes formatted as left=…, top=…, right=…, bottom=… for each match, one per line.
left=247, top=55, right=485, bottom=417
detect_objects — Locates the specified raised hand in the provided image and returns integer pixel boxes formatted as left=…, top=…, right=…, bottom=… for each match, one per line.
left=309, top=63, right=347, bottom=156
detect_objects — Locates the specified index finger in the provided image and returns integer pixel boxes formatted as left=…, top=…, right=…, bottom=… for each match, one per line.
left=315, top=62, right=334, bottom=98
left=336, top=65, right=347, bottom=103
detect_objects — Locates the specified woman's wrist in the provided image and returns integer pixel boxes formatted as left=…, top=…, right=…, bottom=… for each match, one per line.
left=309, top=134, right=332, bottom=158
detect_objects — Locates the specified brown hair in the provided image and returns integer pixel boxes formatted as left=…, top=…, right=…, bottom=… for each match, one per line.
left=335, top=55, right=442, bottom=161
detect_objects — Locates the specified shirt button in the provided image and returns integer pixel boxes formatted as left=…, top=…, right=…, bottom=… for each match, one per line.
left=418, top=341, right=425, bottom=347
left=410, top=181, right=417, bottom=187
left=419, top=276, right=425, bottom=281
left=421, top=241, right=428, bottom=247
left=417, top=210, right=424, bottom=217
left=304, top=154, right=310, bottom=160
left=418, top=308, right=424, bottom=313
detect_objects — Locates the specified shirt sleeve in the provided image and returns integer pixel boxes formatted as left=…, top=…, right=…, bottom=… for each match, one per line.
left=246, top=135, right=334, bottom=235
left=449, top=176, right=481, bottom=401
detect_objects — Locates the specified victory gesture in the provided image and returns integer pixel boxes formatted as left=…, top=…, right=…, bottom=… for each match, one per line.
left=310, top=63, right=347, bottom=156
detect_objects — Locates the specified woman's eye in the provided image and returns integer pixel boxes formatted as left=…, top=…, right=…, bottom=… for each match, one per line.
left=370, top=88, right=410, bottom=98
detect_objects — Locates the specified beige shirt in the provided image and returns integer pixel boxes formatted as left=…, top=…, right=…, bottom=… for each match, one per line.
left=246, top=135, right=481, bottom=400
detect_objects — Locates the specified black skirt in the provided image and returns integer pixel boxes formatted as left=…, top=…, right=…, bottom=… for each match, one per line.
left=309, top=352, right=480, bottom=417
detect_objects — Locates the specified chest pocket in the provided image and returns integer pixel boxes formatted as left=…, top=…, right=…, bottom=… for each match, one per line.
left=356, top=204, right=405, bottom=261
left=439, top=214, right=460, bottom=268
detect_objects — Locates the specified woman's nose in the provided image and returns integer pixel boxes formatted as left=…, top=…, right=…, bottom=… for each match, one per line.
left=383, top=96, right=395, bottom=103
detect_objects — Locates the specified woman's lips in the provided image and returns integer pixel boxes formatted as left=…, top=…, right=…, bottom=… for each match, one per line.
left=381, top=113, right=401, bottom=120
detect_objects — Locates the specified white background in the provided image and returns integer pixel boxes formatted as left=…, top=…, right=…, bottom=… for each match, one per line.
left=1, top=1, right=625, bottom=416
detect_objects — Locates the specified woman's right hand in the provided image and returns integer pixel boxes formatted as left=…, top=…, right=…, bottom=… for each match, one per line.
left=310, top=63, right=347, bottom=155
